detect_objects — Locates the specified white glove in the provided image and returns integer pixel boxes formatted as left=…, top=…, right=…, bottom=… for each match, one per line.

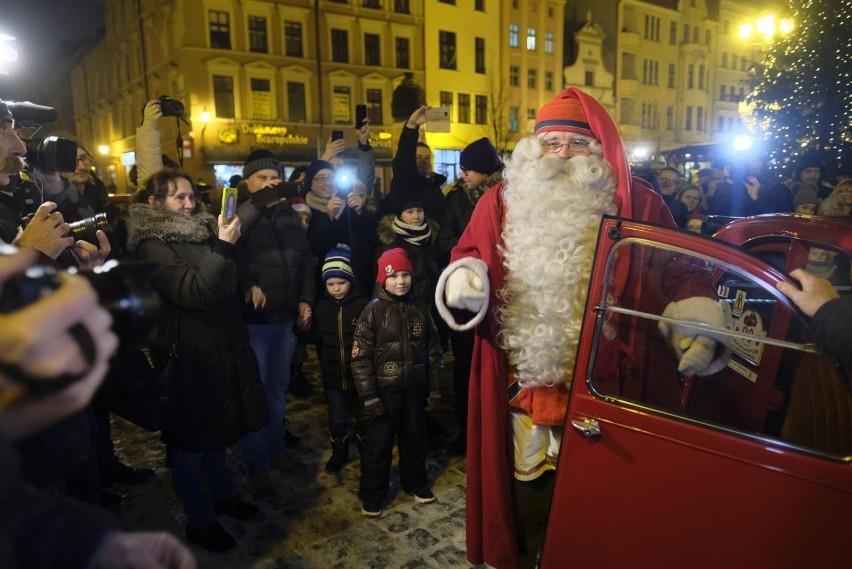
left=445, top=267, right=487, bottom=313
left=658, top=297, right=731, bottom=377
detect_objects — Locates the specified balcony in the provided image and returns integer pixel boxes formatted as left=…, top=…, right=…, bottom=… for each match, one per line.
left=620, top=31, right=640, bottom=52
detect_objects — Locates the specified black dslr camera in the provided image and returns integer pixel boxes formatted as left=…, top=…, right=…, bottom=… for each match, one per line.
left=7, top=101, right=77, bottom=172
left=0, top=257, right=161, bottom=393
left=20, top=211, right=114, bottom=246
left=158, top=95, right=185, bottom=118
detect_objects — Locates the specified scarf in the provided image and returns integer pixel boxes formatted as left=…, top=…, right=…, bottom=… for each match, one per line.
left=306, top=191, right=343, bottom=220
left=392, top=217, right=431, bottom=246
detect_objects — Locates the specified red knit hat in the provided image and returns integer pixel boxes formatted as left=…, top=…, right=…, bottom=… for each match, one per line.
left=534, top=92, right=594, bottom=137
left=377, top=247, right=413, bottom=286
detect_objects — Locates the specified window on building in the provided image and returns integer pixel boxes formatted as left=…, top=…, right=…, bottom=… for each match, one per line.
left=439, top=0, right=456, bottom=3
left=440, top=91, right=453, bottom=119
left=699, top=64, right=706, bottom=89
left=584, top=70, right=593, bottom=87
left=475, top=95, right=487, bottom=124
left=741, top=58, right=748, bottom=71
left=697, top=107, right=704, bottom=131
left=546, top=71, right=555, bottom=90
left=685, top=106, right=693, bottom=130
left=693, top=27, right=699, bottom=43
left=527, top=28, right=536, bottom=50
left=509, top=24, right=519, bottom=48
left=209, top=10, right=231, bottom=49
left=475, top=0, right=484, bottom=11
left=439, top=31, right=457, bottom=69
left=670, top=21, right=677, bottom=45
left=739, top=87, right=744, bottom=99
left=705, top=29, right=711, bottom=46
left=395, top=37, right=410, bottom=68
left=213, top=74, right=235, bottom=117
left=248, top=16, right=267, bottom=53
left=509, top=65, right=519, bottom=86
left=528, top=68, right=537, bottom=88
left=284, top=21, right=303, bottom=57
left=366, top=88, right=383, bottom=125
left=641, top=102, right=657, bottom=129
left=682, top=23, right=690, bottom=44
left=287, top=81, right=306, bottom=122
left=687, top=64, right=694, bottom=88
left=642, top=59, right=659, bottom=85
left=364, top=33, right=381, bottom=66
left=644, top=15, right=660, bottom=41
left=720, top=84, right=726, bottom=100
left=666, top=106, right=674, bottom=130
left=509, top=106, right=519, bottom=132
left=331, top=29, right=349, bottom=62
left=722, top=51, right=728, bottom=68
left=527, top=108, right=537, bottom=119
left=545, top=31, right=554, bottom=54
left=668, top=63, right=676, bottom=88
left=363, top=0, right=381, bottom=8
left=729, top=85, right=736, bottom=101
left=622, top=53, right=637, bottom=79
left=250, top=78, right=272, bottom=119
left=394, top=0, right=410, bottom=13
left=731, top=54, right=738, bottom=70
left=458, top=93, right=470, bottom=123
left=621, top=98, right=635, bottom=125
left=718, top=116, right=725, bottom=132
left=475, top=38, right=486, bottom=73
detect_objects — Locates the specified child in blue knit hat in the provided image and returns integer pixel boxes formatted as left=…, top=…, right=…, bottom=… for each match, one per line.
left=314, top=244, right=369, bottom=472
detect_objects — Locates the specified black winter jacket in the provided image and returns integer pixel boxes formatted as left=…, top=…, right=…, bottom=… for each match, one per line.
left=234, top=202, right=316, bottom=324
left=376, top=215, right=441, bottom=307
left=435, top=174, right=500, bottom=261
left=351, top=284, right=443, bottom=402
left=385, top=125, right=447, bottom=221
left=313, top=288, right=370, bottom=392
left=126, top=204, right=269, bottom=452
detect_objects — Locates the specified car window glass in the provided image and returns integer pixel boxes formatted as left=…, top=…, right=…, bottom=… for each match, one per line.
left=588, top=239, right=852, bottom=459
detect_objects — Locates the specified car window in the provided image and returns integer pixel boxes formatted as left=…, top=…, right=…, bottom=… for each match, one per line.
left=588, top=238, right=852, bottom=459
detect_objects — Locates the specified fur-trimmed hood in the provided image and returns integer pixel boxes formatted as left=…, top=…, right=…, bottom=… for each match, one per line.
left=125, top=203, right=217, bottom=252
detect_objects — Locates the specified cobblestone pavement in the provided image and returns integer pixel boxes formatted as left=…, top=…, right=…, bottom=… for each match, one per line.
left=110, top=346, right=473, bottom=568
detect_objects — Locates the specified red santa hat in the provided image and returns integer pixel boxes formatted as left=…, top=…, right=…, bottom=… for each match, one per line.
left=534, top=87, right=633, bottom=220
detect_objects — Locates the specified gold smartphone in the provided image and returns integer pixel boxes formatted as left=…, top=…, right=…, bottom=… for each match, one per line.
left=221, top=187, right=238, bottom=224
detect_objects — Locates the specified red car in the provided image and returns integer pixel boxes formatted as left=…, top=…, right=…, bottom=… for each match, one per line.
left=541, top=214, right=852, bottom=569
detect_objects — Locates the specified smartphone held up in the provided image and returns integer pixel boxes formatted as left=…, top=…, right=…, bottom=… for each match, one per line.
left=221, top=187, right=239, bottom=224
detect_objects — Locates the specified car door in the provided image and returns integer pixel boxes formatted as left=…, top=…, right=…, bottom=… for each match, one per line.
left=540, top=217, right=852, bottom=569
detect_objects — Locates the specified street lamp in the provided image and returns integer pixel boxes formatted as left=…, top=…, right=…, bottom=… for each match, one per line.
left=739, top=14, right=794, bottom=43
left=0, top=34, right=17, bottom=75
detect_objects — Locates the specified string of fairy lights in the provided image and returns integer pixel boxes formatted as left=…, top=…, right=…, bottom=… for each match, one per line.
left=746, top=0, right=852, bottom=173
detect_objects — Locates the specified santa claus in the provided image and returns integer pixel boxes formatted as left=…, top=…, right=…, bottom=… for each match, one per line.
left=435, top=88, right=731, bottom=568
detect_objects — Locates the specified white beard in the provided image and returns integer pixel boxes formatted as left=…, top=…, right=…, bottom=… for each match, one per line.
left=497, top=135, right=618, bottom=387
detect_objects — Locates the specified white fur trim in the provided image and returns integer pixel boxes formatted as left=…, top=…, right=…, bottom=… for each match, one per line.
left=659, top=296, right=732, bottom=376
left=435, top=257, right=490, bottom=332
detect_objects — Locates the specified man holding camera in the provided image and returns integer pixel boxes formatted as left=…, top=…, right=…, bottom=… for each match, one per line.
left=0, top=103, right=196, bottom=569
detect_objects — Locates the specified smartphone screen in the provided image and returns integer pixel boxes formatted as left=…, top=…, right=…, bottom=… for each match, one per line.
left=355, top=104, right=368, bottom=128
left=221, top=187, right=238, bottom=224
left=331, top=130, right=344, bottom=141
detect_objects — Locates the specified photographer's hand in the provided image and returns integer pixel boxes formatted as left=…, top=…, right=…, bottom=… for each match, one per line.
left=246, top=285, right=267, bottom=310
left=13, top=202, right=74, bottom=259
left=406, top=105, right=430, bottom=129
left=327, top=195, right=345, bottom=219
left=142, top=99, right=163, bottom=127
left=320, top=138, right=346, bottom=162
left=347, top=192, right=365, bottom=215
left=356, top=118, right=371, bottom=145
left=71, top=229, right=111, bottom=270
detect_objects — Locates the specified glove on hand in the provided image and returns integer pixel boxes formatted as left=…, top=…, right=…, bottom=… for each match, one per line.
left=658, top=297, right=731, bottom=377
left=445, top=267, right=487, bottom=312
left=364, top=397, right=385, bottom=417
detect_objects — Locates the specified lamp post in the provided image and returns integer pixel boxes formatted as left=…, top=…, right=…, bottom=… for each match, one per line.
left=738, top=14, right=794, bottom=44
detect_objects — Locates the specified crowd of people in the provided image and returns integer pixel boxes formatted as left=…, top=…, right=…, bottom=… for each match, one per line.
left=0, top=83, right=849, bottom=569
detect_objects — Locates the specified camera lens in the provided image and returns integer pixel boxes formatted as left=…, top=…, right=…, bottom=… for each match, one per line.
left=67, top=212, right=113, bottom=245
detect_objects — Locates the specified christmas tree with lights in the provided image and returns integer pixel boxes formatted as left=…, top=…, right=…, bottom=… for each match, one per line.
left=745, top=0, right=852, bottom=176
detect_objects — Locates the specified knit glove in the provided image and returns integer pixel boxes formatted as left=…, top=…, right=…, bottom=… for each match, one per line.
left=364, top=397, right=385, bottom=417
left=445, top=267, right=487, bottom=313
left=658, top=297, right=732, bottom=377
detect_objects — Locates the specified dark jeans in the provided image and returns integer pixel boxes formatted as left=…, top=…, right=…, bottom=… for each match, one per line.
left=513, top=470, right=556, bottom=569
left=324, top=386, right=358, bottom=440
left=358, top=387, right=429, bottom=504
left=172, top=448, right=236, bottom=527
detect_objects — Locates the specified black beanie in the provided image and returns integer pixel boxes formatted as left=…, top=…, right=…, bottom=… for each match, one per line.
left=794, top=153, right=823, bottom=178
left=243, top=149, right=281, bottom=179
left=460, top=137, right=501, bottom=175
left=303, top=160, right=336, bottom=189
left=391, top=186, right=424, bottom=218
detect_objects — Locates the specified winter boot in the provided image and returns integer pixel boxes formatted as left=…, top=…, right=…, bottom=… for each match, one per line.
left=325, top=435, right=350, bottom=473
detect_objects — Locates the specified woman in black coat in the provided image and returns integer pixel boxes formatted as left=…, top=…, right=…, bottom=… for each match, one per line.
left=125, top=170, right=269, bottom=552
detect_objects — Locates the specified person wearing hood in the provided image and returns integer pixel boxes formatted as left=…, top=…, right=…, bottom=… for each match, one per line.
left=125, top=170, right=269, bottom=552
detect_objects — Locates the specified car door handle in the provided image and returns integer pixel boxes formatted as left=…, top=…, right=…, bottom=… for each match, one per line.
left=571, top=418, right=601, bottom=438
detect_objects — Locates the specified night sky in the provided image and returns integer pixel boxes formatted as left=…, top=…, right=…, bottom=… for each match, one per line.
left=2, top=0, right=104, bottom=70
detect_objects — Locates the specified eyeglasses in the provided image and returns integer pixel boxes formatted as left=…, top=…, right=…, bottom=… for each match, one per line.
left=313, top=175, right=334, bottom=185
left=77, top=154, right=93, bottom=165
left=541, top=138, right=591, bottom=154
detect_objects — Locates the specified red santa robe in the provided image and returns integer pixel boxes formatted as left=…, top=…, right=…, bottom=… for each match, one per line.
left=435, top=88, right=722, bottom=568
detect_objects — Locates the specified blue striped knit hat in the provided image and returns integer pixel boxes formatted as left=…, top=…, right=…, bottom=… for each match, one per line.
left=322, top=244, right=355, bottom=283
